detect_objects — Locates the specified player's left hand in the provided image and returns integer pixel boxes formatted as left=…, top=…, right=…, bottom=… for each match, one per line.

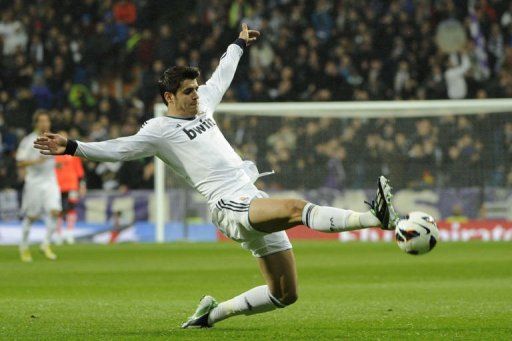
left=239, top=23, right=260, bottom=47
left=33, top=132, right=68, bottom=155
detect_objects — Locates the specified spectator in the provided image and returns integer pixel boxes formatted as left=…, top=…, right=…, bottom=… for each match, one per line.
left=154, top=24, right=176, bottom=64
left=444, top=52, right=471, bottom=99
left=0, top=0, right=510, bottom=193
left=113, top=0, right=137, bottom=25
left=0, top=11, right=28, bottom=56
left=118, top=159, right=154, bottom=191
left=311, top=0, right=333, bottom=41
left=445, top=204, right=469, bottom=223
left=68, top=83, right=96, bottom=110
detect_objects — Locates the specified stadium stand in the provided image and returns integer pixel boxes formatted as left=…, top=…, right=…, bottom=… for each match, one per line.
left=0, top=0, right=511, bottom=193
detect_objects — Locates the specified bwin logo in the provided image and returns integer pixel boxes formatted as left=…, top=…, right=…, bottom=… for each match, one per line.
left=183, top=118, right=217, bottom=140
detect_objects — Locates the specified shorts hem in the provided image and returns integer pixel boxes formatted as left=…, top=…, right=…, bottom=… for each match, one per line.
left=252, top=245, right=293, bottom=258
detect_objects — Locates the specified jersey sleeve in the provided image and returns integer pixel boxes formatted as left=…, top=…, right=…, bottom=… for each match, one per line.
left=75, top=120, right=161, bottom=162
left=198, top=42, right=244, bottom=111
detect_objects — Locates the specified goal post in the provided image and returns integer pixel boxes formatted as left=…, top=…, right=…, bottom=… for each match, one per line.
left=156, top=99, right=512, bottom=118
left=153, top=106, right=166, bottom=243
left=153, top=99, right=512, bottom=241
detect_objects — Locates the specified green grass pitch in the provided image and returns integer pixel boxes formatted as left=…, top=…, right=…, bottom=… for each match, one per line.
left=1, top=241, right=511, bottom=340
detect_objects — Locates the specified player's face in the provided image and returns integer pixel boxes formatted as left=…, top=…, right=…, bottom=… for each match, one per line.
left=174, top=79, right=199, bottom=116
left=35, top=114, right=51, bottom=132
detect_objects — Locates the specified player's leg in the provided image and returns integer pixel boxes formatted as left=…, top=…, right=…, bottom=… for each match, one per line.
left=43, top=209, right=60, bottom=246
left=19, top=215, right=37, bottom=262
left=182, top=249, right=297, bottom=328
left=257, top=249, right=298, bottom=306
left=20, top=216, right=36, bottom=250
left=55, top=212, right=64, bottom=245
left=207, top=249, right=297, bottom=326
left=250, top=176, right=399, bottom=233
left=65, top=194, right=78, bottom=244
left=40, top=209, right=59, bottom=260
left=182, top=220, right=294, bottom=329
left=55, top=192, right=69, bottom=245
left=40, top=185, right=62, bottom=260
left=249, top=197, right=380, bottom=232
left=19, top=184, right=38, bottom=262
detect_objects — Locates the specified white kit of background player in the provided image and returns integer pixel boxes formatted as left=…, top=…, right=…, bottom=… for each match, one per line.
left=34, top=24, right=399, bottom=328
left=17, top=110, right=61, bottom=262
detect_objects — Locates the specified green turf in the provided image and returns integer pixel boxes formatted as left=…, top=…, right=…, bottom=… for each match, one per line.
left=1, top=241, right=511, bottom=340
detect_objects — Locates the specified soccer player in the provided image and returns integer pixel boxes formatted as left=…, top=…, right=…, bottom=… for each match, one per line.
left=17, top=110, right=61, bottom=262
left=34, top=24, right=399, bottom=327
left=54, top=130, right=86, bottom=245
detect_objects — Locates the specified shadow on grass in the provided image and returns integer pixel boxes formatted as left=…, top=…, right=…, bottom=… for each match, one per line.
left=106, top=326, right=265, bottom=337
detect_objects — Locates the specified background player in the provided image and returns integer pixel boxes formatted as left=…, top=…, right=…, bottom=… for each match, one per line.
left=16, top=110, right=61, bottom=262
left=54, top=130, right=86, bottom=245
left=33, top=24, right=399, bottom=326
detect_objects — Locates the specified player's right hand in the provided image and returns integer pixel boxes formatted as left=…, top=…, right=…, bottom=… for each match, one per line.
left=239, top=23, right=260, bottom=47
left=33, top=132, right=67, bottom=155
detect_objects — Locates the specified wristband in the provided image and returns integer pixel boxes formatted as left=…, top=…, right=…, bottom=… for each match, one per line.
left=64, top=139, right=78, bottom=155
left=233, top=38, right=247, bottom=49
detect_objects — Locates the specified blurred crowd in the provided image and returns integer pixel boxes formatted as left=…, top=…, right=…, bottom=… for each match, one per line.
left=0, top=0, right=512, bottom=193
left=220, top=112, right=512, bottom=190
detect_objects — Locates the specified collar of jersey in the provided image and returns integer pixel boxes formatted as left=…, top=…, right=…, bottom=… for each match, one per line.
left=165, top=114, right=196, bottom=121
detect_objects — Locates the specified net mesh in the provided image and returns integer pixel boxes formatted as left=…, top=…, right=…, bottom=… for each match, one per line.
left=210, top=111, right=511, bottom=190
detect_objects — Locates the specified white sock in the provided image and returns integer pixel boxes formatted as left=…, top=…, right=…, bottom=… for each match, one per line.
left=43, top=215, right=57, bottom=246
left=301, top=203, right=381, bottom=232
left=207, top=285, right=284, bottom=325
left=20, top=217, right=31, bottom=249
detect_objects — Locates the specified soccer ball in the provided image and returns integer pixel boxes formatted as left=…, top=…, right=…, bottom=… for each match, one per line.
left=395, top=211, right=439, bottom=255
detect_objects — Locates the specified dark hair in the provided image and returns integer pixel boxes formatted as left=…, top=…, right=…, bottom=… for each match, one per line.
left=158, top=66, right=200, bottom=105
left=32, top=109, right=49, bottom=126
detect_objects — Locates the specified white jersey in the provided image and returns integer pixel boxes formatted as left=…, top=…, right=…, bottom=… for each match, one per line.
left=16, top=132, right=58, bottom=186
left=75, top=43, right=262, bottom=204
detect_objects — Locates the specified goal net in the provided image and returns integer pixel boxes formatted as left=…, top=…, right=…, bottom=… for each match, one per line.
left=153, top=99, right=512, bottom=242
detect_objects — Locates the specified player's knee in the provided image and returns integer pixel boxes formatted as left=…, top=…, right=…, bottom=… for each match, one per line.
left=280, top=291, right=298, bottom=306
left=284, top=199, right=307, bottom=221
left=271, top=287, right=298, bottom=306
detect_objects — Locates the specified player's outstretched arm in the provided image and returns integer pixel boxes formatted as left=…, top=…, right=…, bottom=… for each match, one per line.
left=34, top=126, right=159, bottom=162
left=199, top=23, right=260, bottom=109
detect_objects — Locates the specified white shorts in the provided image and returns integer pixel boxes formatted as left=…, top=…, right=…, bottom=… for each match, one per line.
left=210, top=187, right=292, bottom=258
left=21, top=181, right=62, bottom=217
